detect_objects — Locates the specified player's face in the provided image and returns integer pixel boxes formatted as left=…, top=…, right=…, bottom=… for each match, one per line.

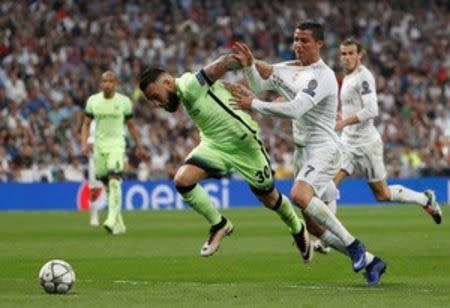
left=340, top=44, right=362, bottom=73
left=143, top=77, right=180, bottom=113
left=292, top=29, right=322, bottom=65
left=100, top=74, right=117, bottom=97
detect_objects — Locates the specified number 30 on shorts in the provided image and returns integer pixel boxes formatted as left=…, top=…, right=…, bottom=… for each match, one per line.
left=255, top=165, right=271, bottom=183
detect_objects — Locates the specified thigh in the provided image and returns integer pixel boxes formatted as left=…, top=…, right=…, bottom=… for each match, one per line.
left=340, top=148, right=357, bottom=176
left=93, top=150, right=108, bottom=179
left=106, top=149, right=125, bottom=175
left=293, top=145, right=304, bottom=178
left=296, top=145, right=341, bottom=197
left=89, top=154, right=103, bottom=188
left=224, top=142, right=274, bottom=195
left=358, top=139, right=387, bottom=182
left=185, top=142, right=229, bottom=178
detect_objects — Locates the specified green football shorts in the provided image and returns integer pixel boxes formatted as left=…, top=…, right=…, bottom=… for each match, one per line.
left=185, top=140, right=274, bottom=195
left=93, top=148, right=125, bottom=179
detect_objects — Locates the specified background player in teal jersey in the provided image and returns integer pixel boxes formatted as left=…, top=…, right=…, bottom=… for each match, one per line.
left=81, top=71, right=148, bottom=235
left=139, top=55, right=312, bottom=261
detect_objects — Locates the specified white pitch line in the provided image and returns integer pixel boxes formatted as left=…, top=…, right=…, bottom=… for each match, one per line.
left=113, top=280, right=149, bottom=285
left=1, top=278, right=448, bottom=294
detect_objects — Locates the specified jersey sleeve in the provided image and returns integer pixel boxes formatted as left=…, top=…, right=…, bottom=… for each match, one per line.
left=244, top=64, right=276, bottom=94
left=252, top=96, right=314, bottom=120
left=356, top=71, right=378, bottom=122
left=297, top=71, right=338, bottom=106
left=85, top=97, right=94, bottom=118
left=176, top=72, right=210, bottom=105
left=123, top=96, right=133, bottom=120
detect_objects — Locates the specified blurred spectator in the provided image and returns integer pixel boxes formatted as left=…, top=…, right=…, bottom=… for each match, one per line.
left=0, top=0, right=449, bottom=182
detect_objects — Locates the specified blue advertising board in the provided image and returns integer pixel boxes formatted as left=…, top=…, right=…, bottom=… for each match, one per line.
left=0, top=178, right=448, bottom=211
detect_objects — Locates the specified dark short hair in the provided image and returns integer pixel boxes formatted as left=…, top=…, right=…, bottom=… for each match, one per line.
left=297, top=21, right=324, bottom=41
left=139, top=68, right=166, bottom=92
left=341, top=37, right=364, bottom=53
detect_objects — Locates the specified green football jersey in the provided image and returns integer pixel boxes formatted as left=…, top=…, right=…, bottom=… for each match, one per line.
left=85, top=92, right=132, bottom=151
left=176, top=71, right=259, bottom=149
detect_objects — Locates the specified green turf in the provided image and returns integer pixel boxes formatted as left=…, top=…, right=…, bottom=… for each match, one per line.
left=0, top=205, right=449, bottom=307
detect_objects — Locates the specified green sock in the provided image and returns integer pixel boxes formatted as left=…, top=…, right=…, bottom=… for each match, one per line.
left=181, top=184, right=222, bottom=225
left=105, top=178, right=122, bottom=226
left=275, top=195, right=302, bottom=234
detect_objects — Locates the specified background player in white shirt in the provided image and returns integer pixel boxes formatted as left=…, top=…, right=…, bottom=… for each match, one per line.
left=87, top=121, right=104, bottom=226
left=229, top=22, right=386, bottom=285
left=335, top=37, right=442, bottom=224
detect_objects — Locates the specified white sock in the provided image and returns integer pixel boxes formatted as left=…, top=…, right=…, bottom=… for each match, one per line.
left=90, top=200, right=97, bottom=212
left=327, top=200, right=337, bottom=215
left=320, top=230, right=375, bottom=266
left=365, top=251, right=375, bottom=265
left=320, top=230, right=347, bottom=254
left=303, top=197, right=355, bottom=246
left=389, top=185, right=428, bottom=206
left=322, top=181, right=340, bottom=203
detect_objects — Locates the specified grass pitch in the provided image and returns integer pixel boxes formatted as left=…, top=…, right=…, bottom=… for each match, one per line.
left=0, top=205, right=449, bottom=307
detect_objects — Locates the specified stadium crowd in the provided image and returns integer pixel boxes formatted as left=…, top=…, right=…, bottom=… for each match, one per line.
left=0, top=0, right=449, bottom=182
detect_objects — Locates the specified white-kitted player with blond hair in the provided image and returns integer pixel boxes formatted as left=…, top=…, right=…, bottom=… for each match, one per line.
left=334, top=37, right=442, bottom=224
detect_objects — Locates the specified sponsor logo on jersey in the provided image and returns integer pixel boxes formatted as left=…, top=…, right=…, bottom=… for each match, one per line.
left=272, top=75, right=296, bottom=98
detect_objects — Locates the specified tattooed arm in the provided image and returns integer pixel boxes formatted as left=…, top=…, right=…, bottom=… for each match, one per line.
left=201, top=54, right=243, bottom=84
left=254, top=60, right=273, bottom=79
left=244, top=60, right=275, bottom=94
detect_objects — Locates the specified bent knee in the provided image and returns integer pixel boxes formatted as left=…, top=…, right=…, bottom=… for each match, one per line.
left=174, top=169, right=199, bottom=189
left=174, top=172, right=190, bottom=188
left=290, top=189, right=306, bottom=207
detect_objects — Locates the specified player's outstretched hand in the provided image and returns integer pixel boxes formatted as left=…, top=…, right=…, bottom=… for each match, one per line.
left=229, top=90, right=255, bottom=111
left=136, top=146, right=150, bottom=161
left=335, top=119, right=346, bottom=131
left=232, top=42, right=254, bottom=67
left=222, top=81, right=253, bottom=97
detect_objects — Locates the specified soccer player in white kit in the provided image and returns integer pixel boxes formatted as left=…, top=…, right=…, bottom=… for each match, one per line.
left=335, top=38, right=442, bottom=224
left=229, top=22, right=386, bottom=285
left=87, top=121, right=103, bottom=226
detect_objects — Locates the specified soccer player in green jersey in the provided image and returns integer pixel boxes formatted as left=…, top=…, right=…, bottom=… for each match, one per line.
left=139, top=56, right=312, bottom=260
left=81, top=71, right=147, bottom=235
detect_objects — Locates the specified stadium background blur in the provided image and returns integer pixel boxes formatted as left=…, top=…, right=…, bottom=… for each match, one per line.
left=0, top=0, right=449, bottom=183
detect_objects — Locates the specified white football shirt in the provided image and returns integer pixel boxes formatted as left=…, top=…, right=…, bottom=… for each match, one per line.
left=340, top=64, right=380, bottom=145
left=245, top=59, right=339, bottom=147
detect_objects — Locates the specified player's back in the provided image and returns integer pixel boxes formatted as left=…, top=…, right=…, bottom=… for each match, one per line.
left=176, top=72, right=259, bottom=150
left=340, top=65, right=380, bottom=146
left=85, top=92, right=132, bottom=151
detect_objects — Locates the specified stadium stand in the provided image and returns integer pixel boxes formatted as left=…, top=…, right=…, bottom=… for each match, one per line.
left=0, top=0, right=448, bottom=182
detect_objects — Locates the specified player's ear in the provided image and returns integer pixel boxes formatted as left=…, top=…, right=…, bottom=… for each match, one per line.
left=316, top=40, right=324, bottom=49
